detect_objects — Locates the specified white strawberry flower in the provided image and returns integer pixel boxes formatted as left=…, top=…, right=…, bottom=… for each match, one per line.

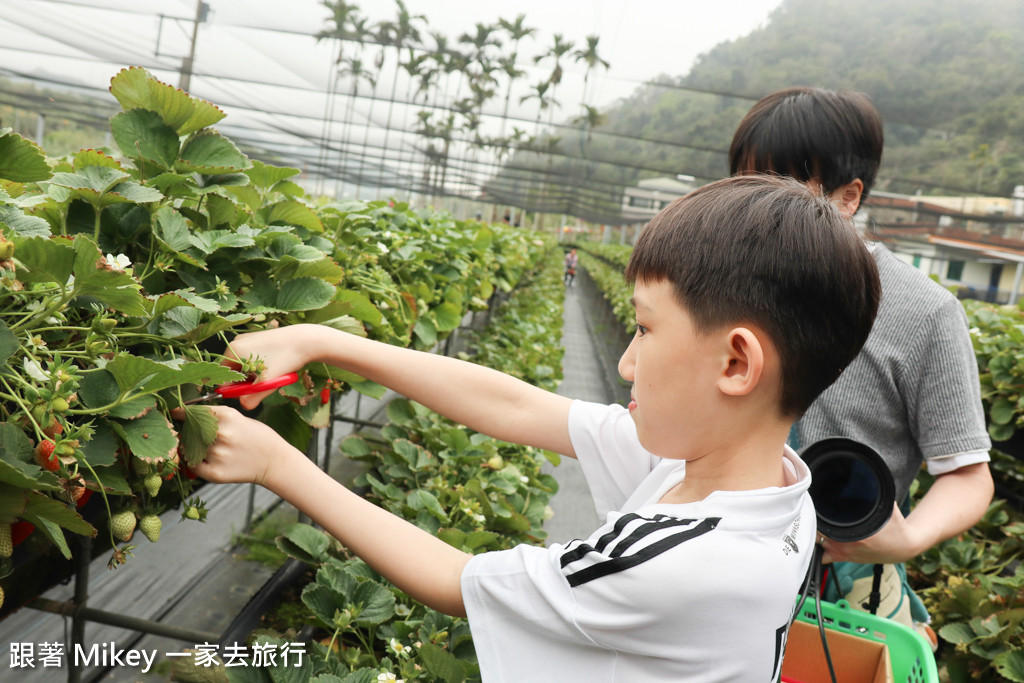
left=104, top=253, right=131, bottom=271
left=23, top=358, right=49, bottom=382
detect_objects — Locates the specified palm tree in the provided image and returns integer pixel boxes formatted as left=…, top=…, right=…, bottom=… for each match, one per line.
left=496, top=14, right=536, bottom=142
left=315, top=0, right=363, bottom=195
left=457, top=23, right=502, bottom=201
left=376, top=0, right=424, bottom=198
left=335, top=55, right=376, bottom=198
left=533, top=33, right=574, bottom=129
left=357, top=42, right=387, bottom=197
left=572, top=35, right=610, bottom=111
left=520, top=80, right=558, bottom=144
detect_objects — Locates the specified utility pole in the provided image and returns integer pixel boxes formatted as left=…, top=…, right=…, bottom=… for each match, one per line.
left=179, top=0, right=209, bottom=93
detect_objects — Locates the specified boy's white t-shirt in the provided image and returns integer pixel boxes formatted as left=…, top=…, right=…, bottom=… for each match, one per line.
left=461, top=400, right=816, bottom=682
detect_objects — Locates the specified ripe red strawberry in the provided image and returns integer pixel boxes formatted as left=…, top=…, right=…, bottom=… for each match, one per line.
left=0, top=523, right=12, bottom=558
left=11, top=521, right=34, bottom=546
left=139, top=515, right=161, bottom=543
left=109, top=511, right=136, bottom=542
left=42, top=419, right=64, bottom=439
left=34, top=440, right=59, bottom=472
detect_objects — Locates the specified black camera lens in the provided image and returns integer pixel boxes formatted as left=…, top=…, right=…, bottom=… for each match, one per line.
left=802, top=438, right=895, bottom=542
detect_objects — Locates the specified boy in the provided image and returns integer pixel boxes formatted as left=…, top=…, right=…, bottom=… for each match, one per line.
left=187, top=175, right=880, bottom=681
left=730, top=87, right=993, bottom=630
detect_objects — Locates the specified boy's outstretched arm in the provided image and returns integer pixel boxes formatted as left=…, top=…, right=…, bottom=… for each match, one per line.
left=189, top=405, right=472, bottom=616
left=224, top=324, right=576, bottom=458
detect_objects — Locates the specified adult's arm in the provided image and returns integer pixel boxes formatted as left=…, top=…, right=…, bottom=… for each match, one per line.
left=822, top=461, right=993, bottom=564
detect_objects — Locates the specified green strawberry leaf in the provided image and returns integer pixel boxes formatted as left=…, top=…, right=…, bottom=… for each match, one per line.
left=176, top=129, right=251, bottom=175
left=24, top=491, right=96, bottom=535
left=10, top=235, right=75, bottom=285
left=275, top=523, right=332, bottom=565
left=407, top=489, right=447, bottom=522
left=0, top=204, right=52, bottom=236
left=433, top=301, right=463, bottom=332
left=179, top=405, right=218, bottom=468
left=71, top=235, right=148, bottom=316
left=0, top=321, right=17, bottom=368
left=78, top=421, right=119, bottom=467
left=245, top=160, right=301, bottom=191
left=418, top=642, right=468, bottom=683
left=990, top=397, right=1016, bottom=425
left=994, top=649, right=1024, bottom=683
left=242, top=278, right=336, bottom=314
left=274, top=256, right=345, bottom=284
left=110, top=109, right=181, bottom=169
left=262, top=199, right=323, bottom=233
left=0, top=426, right=61, bottom=490
left=331, top=290, right=385, bottom=327
left=109, top=66, right=225, bottom=136
left=119, top=409, right=177, bottom=463
left=107, top=395, right=157, bottom=420
left=102, top=353, right=243, bottom=394
left=0, top=128, right=52, bottom=182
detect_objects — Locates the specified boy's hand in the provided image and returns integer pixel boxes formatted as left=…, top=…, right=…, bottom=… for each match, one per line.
left=172, top=406, right=300, bottom=486
left=223, top=325, right=323, bottom=410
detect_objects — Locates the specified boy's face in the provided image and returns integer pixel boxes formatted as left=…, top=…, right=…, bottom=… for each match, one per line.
left=618, top=278, right=725, bottom=460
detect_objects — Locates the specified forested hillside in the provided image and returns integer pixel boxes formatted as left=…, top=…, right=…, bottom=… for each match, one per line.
left=497, top=0, right=1024, bottom=221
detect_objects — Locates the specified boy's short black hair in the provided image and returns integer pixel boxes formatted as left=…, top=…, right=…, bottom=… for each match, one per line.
left=728, top=87, right=884, bottom=200
left=625, top=175, right=881, bottom=418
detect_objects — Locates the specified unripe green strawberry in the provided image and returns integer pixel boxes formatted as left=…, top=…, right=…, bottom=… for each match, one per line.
left=30, top=403, right=48, bottom=427
left=139, top=515, right=162, bottom=543
left=143, top=473, right=162, bottom=498
left=0, top=238, right=14, bottom=261
left=0, top=585, right=4, bottom=611
left=0, top=523, right=12, bottom=558
left=49, top=397, right=70, bottom=413
left=110, top=511, right=136, bottom=542
left=185, top=506, right=201, bottom=520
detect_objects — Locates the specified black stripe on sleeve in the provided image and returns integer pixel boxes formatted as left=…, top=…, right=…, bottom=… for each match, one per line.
left=561, top=517, right=721, bottom=587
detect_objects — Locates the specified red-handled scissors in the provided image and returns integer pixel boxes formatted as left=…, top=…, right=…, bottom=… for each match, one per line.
left=185, top=372, right=299, bottom=404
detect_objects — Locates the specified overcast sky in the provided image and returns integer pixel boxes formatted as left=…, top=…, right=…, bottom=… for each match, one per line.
left=0, top=0, right=783, bottom=192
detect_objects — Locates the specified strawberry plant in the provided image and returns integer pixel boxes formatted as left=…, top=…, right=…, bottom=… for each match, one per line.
left=0, top=66, right=549, bottom=598
left=575, top=246, right=636, bottom=333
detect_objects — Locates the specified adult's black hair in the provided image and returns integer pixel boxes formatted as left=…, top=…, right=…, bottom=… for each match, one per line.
left=729, top=87, right=884, bottom=201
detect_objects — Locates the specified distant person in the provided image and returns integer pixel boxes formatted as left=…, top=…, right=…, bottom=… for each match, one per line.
left=180, top=176, right=880, bottom=680
left=563, top=248, right=578, bottom=286
left=730, top=86, right=993, bottom=639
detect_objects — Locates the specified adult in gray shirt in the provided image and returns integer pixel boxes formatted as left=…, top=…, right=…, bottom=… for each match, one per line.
left=729, top=87, right=993, bottom=636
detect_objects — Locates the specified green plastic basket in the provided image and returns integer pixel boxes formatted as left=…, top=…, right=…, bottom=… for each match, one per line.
left=794, top=598, right=939, bottom=683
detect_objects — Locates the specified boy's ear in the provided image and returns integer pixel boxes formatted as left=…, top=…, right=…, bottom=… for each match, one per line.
left=831, top=179, right=864, bottom=217
left=718, top=327, right=764, bottom=397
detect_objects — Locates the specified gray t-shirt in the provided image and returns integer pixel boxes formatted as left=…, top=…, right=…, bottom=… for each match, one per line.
left=794, top=244, right=991, bottom=500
